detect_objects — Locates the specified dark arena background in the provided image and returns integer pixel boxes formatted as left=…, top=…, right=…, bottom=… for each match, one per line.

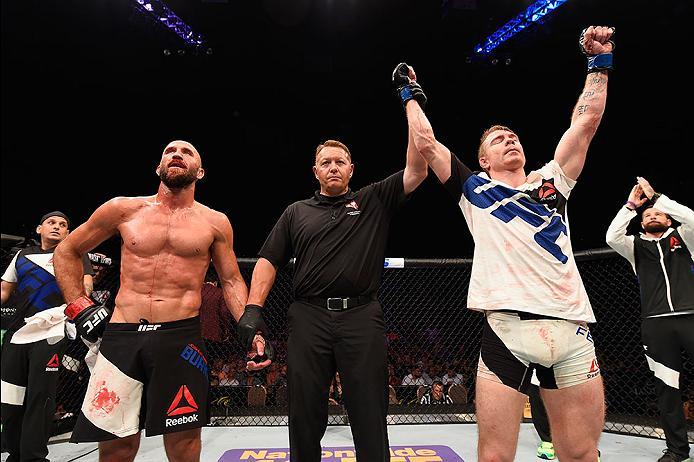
left=2, top=0, right=692, bottom=460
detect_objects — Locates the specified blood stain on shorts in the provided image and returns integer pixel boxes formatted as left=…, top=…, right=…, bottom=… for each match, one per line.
left=91, top=380, right=121, bottom=414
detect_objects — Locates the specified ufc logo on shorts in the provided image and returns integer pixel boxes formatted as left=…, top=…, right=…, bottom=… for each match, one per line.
left=83, top=308, right=110, bottom=334
left=138, top=324, right=161, bottom=332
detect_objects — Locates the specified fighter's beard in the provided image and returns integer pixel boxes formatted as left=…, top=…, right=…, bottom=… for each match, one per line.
left=643, top=222, right=669, bottom=234
left=159, top=167, right=197, bottom=189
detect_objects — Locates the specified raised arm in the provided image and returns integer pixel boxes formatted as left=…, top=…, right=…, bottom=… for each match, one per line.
left=403, top=127, right=428, bottom=194
left=637, top=177, right=694, bottom=250
left=393, top=64, right=429, bottom=194
left=392, top=62, right=454, bottom=184
left=54, top=198, right=124, bottom=303
left=554, top=26, right=614, bottom=180
left=606, top=185, right=646, bottom=267
left=210, top=213, right=249, bottom=323
left=405, top=100, right=454, bottom=184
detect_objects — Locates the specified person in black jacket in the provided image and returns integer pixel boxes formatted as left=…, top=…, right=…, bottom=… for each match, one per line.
left=606, top=176, right=694, bottom=462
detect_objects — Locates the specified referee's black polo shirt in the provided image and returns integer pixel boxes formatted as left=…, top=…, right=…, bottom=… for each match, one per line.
left=259, top=170, right=408, bottom=299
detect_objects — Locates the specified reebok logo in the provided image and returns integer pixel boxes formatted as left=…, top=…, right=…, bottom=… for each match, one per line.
left=670, top=236, right=682, bottom=252
left=46, top=354, right=59, bottom=372
left=587, top=358, right=600, bottom=379
left=138, top=324, right=161, bottom=332
left=166, top=385, right=199, bottom=427
left=165, top=414, right=199, bottom=427
left=537, top=181, right=557, bottom=201
left=589, top=358, right=600, bottom=373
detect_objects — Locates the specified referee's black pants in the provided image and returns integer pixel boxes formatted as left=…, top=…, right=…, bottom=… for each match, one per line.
left=641, top=314, right=694, bottom=458
left=1, top=334, right=65, bottom=462
left=287, top=300, right=390, bottom=462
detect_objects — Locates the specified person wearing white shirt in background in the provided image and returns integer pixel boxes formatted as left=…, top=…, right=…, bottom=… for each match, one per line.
left=606, top=176, right=694, bottom=462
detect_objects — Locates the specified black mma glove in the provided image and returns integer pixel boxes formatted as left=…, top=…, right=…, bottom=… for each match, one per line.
left=238, top=304, right=274, bottom=362
left=64, top=295, right=112, bottom=343
left=392, top=62, right=427, bottom=109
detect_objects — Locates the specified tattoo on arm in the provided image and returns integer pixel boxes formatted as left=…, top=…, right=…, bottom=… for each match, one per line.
left=581, top=90, right=594, bottom=99
left=572, top=73, right=607, bottom=121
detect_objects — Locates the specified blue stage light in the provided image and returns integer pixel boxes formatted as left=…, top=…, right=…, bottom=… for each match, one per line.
left=474, top=0, right=567, bottom=55
left=133, top=0, right=205, bottom=47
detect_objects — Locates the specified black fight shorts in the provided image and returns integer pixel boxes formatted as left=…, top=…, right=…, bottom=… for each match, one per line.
left=71, top=316, right=209, bottom=442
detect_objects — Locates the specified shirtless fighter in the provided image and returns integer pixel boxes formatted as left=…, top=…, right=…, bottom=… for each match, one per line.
left=53, top=140, right=272, bottom=462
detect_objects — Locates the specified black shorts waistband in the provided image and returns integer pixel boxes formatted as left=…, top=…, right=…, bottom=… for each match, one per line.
left=496, top=310, right=564, bottom=321
left=298, top=295, right=376, bottom=311
left=106, top=316, right=200, bottom=332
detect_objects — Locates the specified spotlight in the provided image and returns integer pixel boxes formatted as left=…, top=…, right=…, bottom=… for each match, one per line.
left=505, top=58, right=512, bottom=66
left=177, top=49, right=186, bottom=56
left=491, top=58, right=498, bottom=65
left=206, top=47, right=214, bottom=55
left=163, top=48, right=172, bottom=56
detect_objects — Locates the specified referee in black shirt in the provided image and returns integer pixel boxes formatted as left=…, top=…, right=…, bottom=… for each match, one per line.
left=244, top=131, right=427, bottom=461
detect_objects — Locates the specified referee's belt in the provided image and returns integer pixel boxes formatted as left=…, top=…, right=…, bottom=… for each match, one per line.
left=299, top=295, right=375, bottom=311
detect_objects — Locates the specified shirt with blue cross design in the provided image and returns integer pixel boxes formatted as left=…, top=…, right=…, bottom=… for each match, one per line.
left=443, top=154, right=594, bottom=322
left=2, top=246, right=93, bottom=331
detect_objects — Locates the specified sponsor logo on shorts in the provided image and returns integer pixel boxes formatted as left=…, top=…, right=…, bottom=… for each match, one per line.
left=575, top=325, right=593, bottom=343
left=586, top=357, right=600, bottom=379
left=166, top=385, right=200, bottom=427
left=137, top=324, right=161, bottom=332
left=180, top=343, right=208, bottom=376
left=45, top=354, right=60, bottom=372
left=166, top=413, right=199, bottom=427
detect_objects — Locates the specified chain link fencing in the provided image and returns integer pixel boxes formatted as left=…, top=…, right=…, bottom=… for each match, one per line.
left=1, top=237, right=692, bottom=442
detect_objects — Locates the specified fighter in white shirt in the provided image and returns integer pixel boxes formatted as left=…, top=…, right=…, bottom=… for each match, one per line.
left=393, top=25, right=614, bottom=462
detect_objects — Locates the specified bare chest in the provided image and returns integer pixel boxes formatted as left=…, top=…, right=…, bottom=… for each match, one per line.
left=119, top=209, right=214, bottom=259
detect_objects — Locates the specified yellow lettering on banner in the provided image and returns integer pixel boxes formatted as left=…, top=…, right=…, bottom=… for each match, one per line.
left=393, top=448, right=417, bottom=456
left=340, top=458, right=356, bottom=462
left=415, top=449, right=436, bottom=455
left=267, top=452, right=288, bottom=459
left=409, top=457, right=442, bottom=461
left=241, top=450, right=267, bottom=459
left=389, top=457, right=407, bottom=462
left=322, top=451, right=333, bottom=457
left=334, top=450, right=356, bottom=457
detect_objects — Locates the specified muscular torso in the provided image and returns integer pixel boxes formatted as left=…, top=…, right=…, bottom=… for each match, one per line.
left=111, top=197, right=218, bottom=323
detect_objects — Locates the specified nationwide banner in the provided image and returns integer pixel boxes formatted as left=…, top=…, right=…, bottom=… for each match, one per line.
left=219, top=445, right=465, bottom=462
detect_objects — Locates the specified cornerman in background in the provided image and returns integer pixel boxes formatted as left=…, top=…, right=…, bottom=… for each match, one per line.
left=606, top=177, right=694, bottom=462
left=1, top=211, right=93, bottom=462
